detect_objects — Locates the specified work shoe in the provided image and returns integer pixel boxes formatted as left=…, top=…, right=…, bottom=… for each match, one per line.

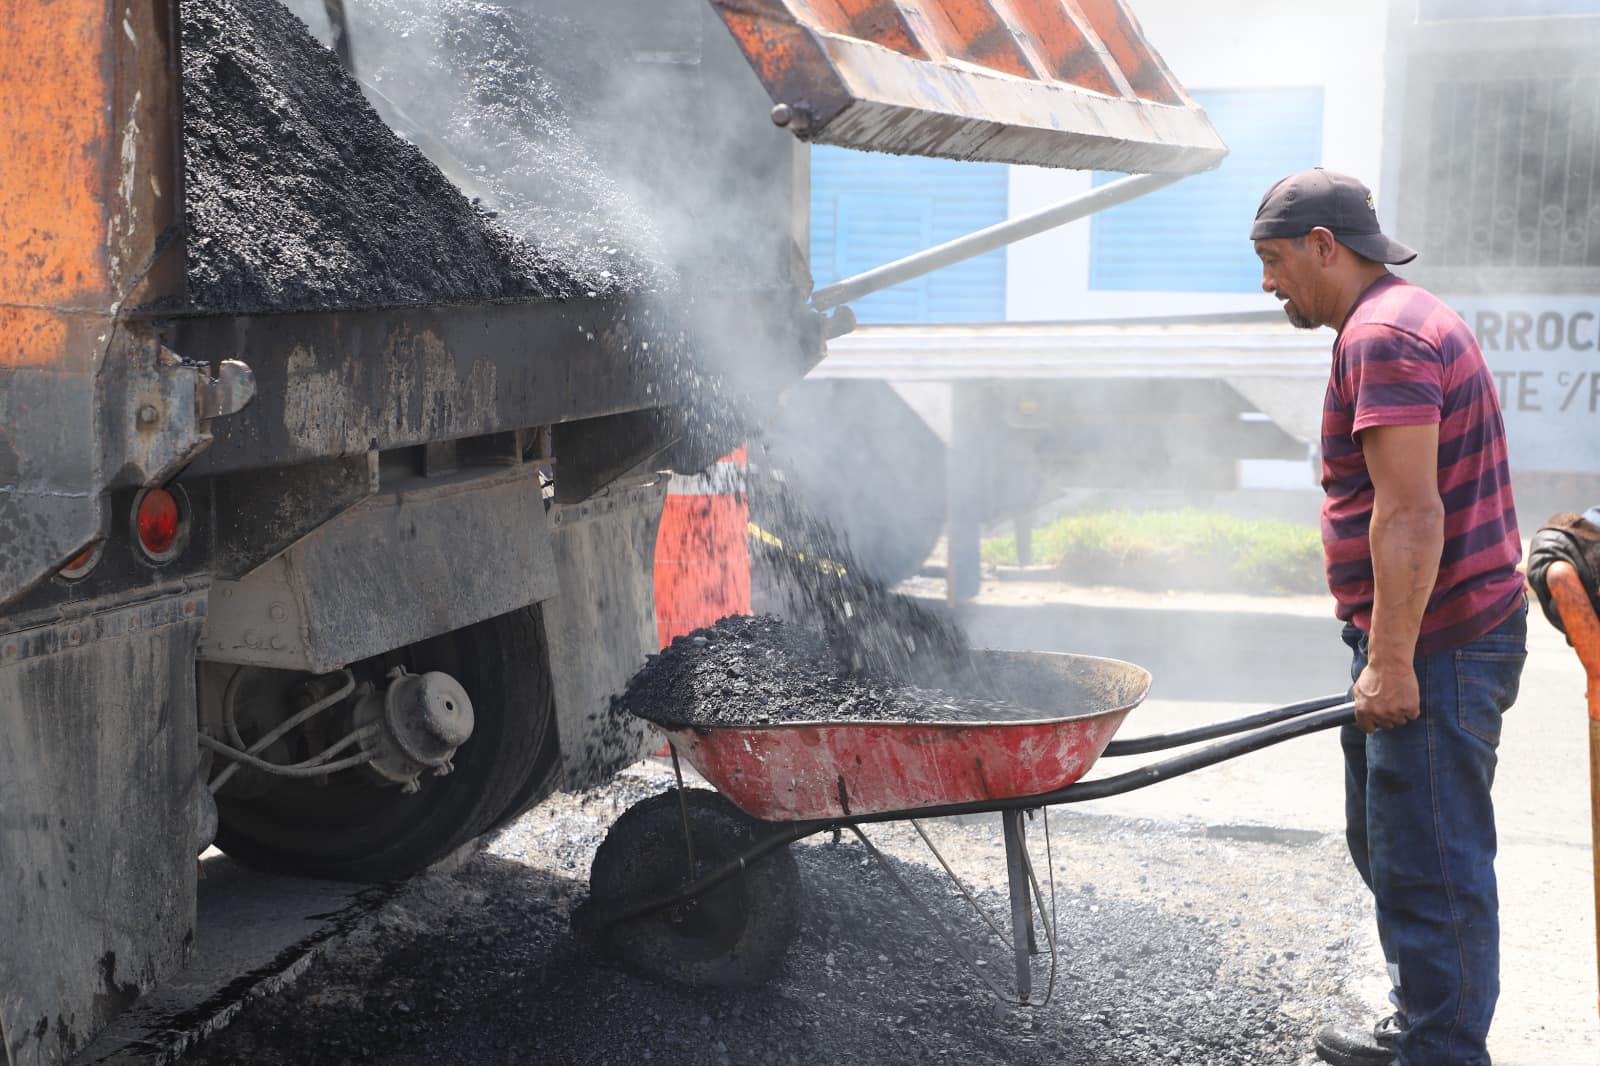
left=1313, top=1012, right=1404, bottom=1066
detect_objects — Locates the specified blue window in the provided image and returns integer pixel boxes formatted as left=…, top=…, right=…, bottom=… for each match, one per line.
left=810, top=146, right=1008, bottom=324
left=1419, top=0, right=1600, bottom=18
left=1089, top=88, right=1325, bottom=293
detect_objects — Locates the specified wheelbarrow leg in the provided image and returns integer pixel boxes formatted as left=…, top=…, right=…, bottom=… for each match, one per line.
left=1002, top=810, right=1035, bottom=1002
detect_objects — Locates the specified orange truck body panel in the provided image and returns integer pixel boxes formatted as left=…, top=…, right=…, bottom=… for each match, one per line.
left=0, top=2, right=181, bottom=371
left=0, top=7, right=110, bottom=372
left=0, top=10, right=195, bottom=1066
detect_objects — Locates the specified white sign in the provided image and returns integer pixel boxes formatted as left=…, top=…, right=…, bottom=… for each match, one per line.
left=1446, top=295, right=1600, bottom=474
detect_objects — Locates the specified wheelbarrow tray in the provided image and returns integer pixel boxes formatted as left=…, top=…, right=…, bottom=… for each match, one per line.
left=653, top=650, right=1152, bottom=822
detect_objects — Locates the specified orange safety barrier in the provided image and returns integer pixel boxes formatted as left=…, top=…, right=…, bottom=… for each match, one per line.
left=654, top=450, right=751, bottom=648
left=1545, top=560, right=1600, bottom=1020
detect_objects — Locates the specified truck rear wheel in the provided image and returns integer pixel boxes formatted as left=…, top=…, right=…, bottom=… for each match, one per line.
left=212, top=606, right=560, bottom=881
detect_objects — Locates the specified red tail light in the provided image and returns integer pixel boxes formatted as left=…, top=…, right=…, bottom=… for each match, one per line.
left=135, top=487, right=183, bottom=559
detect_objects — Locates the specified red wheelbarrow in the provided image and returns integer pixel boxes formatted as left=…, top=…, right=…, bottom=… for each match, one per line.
left=581, top=649, right=1355, bottom=1004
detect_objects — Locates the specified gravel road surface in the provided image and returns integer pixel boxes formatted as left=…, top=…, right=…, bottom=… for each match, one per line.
left=180, top=761, right=1371, bottom=1065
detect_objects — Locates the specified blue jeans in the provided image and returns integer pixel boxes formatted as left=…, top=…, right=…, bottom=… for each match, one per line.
left=1341, top=600, right=1527, bottom=1066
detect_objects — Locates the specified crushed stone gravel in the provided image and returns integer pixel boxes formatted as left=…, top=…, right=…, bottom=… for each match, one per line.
left=179, top=761, right=1374, bottom=1066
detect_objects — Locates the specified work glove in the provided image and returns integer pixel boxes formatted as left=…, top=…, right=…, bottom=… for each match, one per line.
left=1528, top=507, right=1600, bottom=640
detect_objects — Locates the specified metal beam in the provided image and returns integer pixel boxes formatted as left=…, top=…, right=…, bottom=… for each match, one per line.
left=173, top=287, right=822, bottom=478
left=812, top=316, right=1332, bottom=380
left=810, top=171, right=1181, bottom=312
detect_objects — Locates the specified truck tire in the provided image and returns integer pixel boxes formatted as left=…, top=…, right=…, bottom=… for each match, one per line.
left=213, top=606, right=560, bottom=881
left=589, top=789, right=801, bottom=988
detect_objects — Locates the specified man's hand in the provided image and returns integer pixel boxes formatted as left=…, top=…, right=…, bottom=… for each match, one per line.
left=1353, top=658, right=1421, bottom=732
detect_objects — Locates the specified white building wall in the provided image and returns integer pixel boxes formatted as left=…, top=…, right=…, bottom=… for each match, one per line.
left=1005, top=0, right=1391, bottom=321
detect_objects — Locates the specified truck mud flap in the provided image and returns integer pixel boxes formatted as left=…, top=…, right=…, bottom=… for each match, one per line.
left=543, top=479, right=671, bottom=791
left=0, top=592, right=205, bottom=1066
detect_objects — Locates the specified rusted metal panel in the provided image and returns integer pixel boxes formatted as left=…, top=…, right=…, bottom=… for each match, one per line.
left=199, top=466, right=557, bottom=674
left=0, top=5, right=213, bottom=1063
left=211, top=454, right=380, bottom=580
left=0, top=594, right=203, bottom=1066
left=708, top=0, right=1226, bottom=172
left=543, top=479, right=671, bottom=790
left=0, top=0, right=186, bottom=362
left=0, top=0, right=242, bottom=614
left=174, top=287, right=823, bottom=479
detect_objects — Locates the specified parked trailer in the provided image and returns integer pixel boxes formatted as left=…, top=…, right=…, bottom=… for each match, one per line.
left=788, top=313, right=1322, bottom=592
left=0, top=2, right=1223, bottom=1061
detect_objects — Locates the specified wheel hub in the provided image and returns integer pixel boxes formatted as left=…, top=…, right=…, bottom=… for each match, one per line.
left=357, top=667, right=476, bottom=791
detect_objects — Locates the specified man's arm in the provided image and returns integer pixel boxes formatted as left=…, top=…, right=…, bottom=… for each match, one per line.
left=1356, top=422, right=1445, bottom=732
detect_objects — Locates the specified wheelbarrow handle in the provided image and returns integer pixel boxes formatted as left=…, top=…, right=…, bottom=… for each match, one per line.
left=1102, top=692, right=1352, bottom=757
left=1051, top=703, right=1355, bottom=803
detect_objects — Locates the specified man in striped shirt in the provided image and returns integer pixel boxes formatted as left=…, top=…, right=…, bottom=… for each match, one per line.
left=1251, top=169, right=1527, bottom=1066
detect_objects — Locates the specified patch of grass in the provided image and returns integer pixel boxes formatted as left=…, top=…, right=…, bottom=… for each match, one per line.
left=981, top=508, right=1324, bottom=594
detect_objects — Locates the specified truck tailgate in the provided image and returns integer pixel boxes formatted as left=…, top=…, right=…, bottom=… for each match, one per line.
left=708, top=0, right=1226, bottom=173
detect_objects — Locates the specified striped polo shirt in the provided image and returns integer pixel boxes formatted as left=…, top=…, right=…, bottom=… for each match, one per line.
left=1321, top=274, right=1523, bottom=656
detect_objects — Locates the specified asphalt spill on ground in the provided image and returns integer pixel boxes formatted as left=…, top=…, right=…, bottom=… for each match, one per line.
left=182, top=766, right=1370, bottom=1066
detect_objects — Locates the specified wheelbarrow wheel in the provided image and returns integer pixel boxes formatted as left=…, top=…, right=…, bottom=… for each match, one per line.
left=589, top=788, right=801, bottom=988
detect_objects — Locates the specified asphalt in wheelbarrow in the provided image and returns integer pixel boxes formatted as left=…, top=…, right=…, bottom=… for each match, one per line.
left=617, top=615, right=1037, bottom=729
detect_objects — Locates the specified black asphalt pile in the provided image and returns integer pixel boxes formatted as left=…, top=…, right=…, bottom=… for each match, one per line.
left=616, top=615, right=1023, bottom=728
left=181, top=0, right=583, bottom=312
left=315, top=0, right=669, bottom=298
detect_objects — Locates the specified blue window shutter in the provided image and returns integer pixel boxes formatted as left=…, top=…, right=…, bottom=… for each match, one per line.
left=810, top=146, right=1008, bottom=323
left=836, top=192, right=932, bottom=322
left=1089, top=88, right=1325, bottom=293
left=1420, top=0, right=1600, bottom=17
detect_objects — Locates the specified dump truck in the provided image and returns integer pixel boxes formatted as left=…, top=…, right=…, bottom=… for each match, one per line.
left=0, top=2, right=1223, bottom=1062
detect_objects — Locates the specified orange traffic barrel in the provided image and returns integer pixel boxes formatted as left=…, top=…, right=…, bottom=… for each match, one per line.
left=654, top=450, right=750, bottom=648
